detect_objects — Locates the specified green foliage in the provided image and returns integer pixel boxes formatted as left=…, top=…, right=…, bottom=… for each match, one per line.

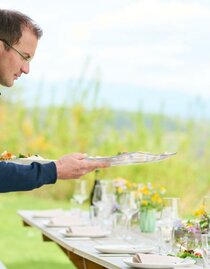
left=1, top=85, right=210, bottom=215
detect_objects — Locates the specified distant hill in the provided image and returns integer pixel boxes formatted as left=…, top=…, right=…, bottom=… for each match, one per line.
left=99, top=83, right=210, bottom=120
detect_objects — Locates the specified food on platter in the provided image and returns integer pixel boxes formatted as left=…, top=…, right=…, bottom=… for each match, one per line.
left=0, top=150, right=42, bottom=160
left=0, top=150, right=52, bottom=164
left=0, top=150, right=16, bottom=160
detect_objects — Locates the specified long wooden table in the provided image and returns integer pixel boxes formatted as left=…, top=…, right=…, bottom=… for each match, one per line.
left=17, top=210, right=202, bottom=269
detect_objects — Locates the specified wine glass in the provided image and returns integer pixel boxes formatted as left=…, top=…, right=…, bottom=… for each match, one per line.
left=201, top=234, right=210, bottom=268
left=72, top=180, right=88, bottom=215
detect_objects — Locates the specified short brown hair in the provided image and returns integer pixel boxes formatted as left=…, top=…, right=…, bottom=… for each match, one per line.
left=0, top=9, right=43, bottom=47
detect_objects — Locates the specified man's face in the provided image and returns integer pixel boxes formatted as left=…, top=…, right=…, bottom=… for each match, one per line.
left=0, top=27, right=38, bottom=87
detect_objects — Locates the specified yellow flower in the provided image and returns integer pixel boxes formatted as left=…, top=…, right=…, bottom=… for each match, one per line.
left=141, top=200, right=148, bottom=206
left=186, top=222, right=194, bottom=228
left=157, top=197, right=163, bottom=204
left=117, top=187, right=124, bottom=194
left=194, top=205, right=206, bottom=217
left=126, top=181, right=132, bottom=188
left=151, top=193, right=160, bottom=203
left=141, top=186, right=150, bottom=195
left=138, top=182, right=166, bottom=210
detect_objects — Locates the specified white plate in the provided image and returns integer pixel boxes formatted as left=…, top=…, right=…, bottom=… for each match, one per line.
left=95, top=245, right=155, bottom=254
left=62, top=231, right=110, bottom=238
left=1, top=158, right=54, bottom=165
left=123, top=257, right=195, bottom=268
left=45, top=220, right=88, bottom=227
left=32, top=209, right=64, bottom=218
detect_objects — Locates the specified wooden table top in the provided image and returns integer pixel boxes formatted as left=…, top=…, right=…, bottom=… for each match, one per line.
left=17, top=210, right=202, bottom=269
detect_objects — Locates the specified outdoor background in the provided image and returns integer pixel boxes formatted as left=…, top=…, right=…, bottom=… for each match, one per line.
left=0, top=1, right=210, bottom=268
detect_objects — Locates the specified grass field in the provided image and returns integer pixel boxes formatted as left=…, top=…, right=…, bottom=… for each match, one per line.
left=0, top=193, right=75, bottom=269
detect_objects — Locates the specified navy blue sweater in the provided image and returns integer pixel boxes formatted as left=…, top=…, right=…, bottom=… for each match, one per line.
left=0, top=161, right=57, bottom=192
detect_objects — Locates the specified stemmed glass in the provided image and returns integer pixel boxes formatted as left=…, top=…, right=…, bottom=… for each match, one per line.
left=201, top=234, right=210, bottom=268
left=72, top=180, right=88, bottom=215
left=118, top=191, right=139, bottom=239
left=158, top=197, right=180, bottom=254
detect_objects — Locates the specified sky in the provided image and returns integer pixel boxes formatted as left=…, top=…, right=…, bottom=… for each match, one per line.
left=1, top=0, right=210, bottom=116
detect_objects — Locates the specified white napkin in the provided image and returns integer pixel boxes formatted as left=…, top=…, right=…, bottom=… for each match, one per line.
left=32, top=209, right=64, bottom=218
left=47, top=215, right=84, bottom=227
left=133, top=253, right=182, bottom=265
left=65, top=226, right=108, bottom=237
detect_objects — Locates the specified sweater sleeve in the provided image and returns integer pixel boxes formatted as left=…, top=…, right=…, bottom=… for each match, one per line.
left=0, top=161, right=57, bottom=193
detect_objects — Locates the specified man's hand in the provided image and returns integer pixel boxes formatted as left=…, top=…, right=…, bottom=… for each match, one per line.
left=55, top=153, right=110, bottom=179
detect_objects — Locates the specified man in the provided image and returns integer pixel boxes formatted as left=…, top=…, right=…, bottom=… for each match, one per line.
left=0, top=9, right=109, bottom=192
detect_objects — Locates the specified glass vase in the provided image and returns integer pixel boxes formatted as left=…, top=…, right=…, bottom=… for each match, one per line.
left=139, top=208, right=156, bottom=233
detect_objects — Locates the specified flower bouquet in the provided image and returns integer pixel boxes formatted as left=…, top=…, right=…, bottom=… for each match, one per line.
left=137, top=182, right=166, bottom=232
left=113, top=177, right=137, bottom=196
left=113, top=177, right=138, bottom=212
left=137, top=182, right=166, bottom=211
left=174, top=205, right=210, bottom=260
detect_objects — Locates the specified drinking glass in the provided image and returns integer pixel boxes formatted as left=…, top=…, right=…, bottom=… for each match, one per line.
left=159, top=197, right=180, bottom=254
left=92, top=184, right=114, bottom=226
left=89, top=205, right=100, bottom=226
left=99, top=179, right=114, bottom=194
left=158, top=223, right=174, bottom=255
left=118, top=191, right=139, bottom=238
left=161, top=197, right=180, bottom=223
left=72, top=180, right=88, bottom=214
left=201, top=234, right=210, bottom=268
left=112, top=212, right=126, bottom=238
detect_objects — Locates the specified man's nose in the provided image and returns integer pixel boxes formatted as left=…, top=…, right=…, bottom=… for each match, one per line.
left=21, top=62, right=30, bottom=74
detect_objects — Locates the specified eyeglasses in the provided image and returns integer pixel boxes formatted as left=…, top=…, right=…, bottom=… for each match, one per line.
left=0, top=39, right=32, bottom=62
